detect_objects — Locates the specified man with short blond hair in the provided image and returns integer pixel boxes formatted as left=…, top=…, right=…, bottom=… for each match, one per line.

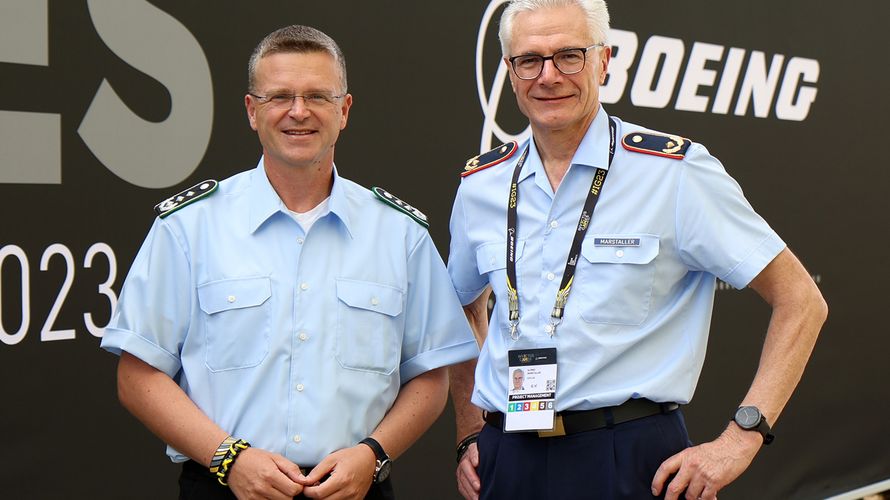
left=102, top=25, right=477, bottom=500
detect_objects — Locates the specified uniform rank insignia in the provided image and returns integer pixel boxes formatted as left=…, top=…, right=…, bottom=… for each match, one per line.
left=622, top=132, right=691, bottom=159
left=372, top=187, right=429, bottom=228
left=461, top=141, right=518, bottom=177
left=154, top=179, right=218, bottom=218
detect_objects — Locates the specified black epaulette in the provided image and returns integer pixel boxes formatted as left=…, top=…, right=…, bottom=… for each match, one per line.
left=622, top=132, right=691, bottom=160
left=461, top=141, right=518, bottom=177
left=154, top=179, right=218, bottom=218
left=372, top=187, right=429, bottom=228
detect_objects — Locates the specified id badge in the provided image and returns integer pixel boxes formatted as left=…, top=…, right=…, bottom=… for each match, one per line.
left=504, top=348, right=557, bottom=432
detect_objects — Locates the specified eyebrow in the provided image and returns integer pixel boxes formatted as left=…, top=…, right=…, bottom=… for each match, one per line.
left=257, top=88, right=336, bottom=95
left=517, top=45, right=586, bottom=56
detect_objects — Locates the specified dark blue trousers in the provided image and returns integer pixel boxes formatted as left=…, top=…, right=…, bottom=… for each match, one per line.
left=477, top=409, right=692, bottom=500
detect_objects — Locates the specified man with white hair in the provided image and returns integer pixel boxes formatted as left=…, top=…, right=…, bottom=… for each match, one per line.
left=448, top=1, right=827, bottom=498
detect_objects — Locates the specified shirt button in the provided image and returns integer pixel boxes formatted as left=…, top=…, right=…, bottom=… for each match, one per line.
left=616, top=250, right=625, bottom=258
left=296, top=383, right=304, bottom=392
left=293, top=435, right=302, bottom=443
left=226, top=295, right=236, bottom=303
left=298, top=332, right=308, bottom=341
left=546, top=272, right=556, bottom=281
left=296, top=237, right=304, bottom=245
left=544, top=324, right=554, bottom=334
left=549, top=220, right=559, bottom=229
left=300, top=282, right=309, bottom=291
left=370, top=297, right=380, bottom=306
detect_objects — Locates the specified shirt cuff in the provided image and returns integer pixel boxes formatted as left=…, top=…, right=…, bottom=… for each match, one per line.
left=722, top=233, right=786, bottom=289
left=399, top=340, right=479, bottom=385
left=100, top=328, right=182, bottom=377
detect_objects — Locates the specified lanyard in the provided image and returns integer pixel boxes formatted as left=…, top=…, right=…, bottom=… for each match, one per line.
left=506, top=117, right=617, bottom=340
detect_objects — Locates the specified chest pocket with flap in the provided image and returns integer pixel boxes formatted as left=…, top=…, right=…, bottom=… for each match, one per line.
left=197, top=277, right=271, bottom=371
left=335, top=278, right=405, bottom=375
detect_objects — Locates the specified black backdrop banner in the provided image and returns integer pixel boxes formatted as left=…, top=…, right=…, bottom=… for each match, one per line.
left=1, top=1, right=887, bottom=498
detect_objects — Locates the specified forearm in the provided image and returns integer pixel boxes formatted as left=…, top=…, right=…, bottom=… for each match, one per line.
left=741, top=248, right=828, bottom=425
left=450, top=359, right=483, bottom=442
left=451, top=289, right=490, bottom=441
left=369, top=367, right=449, bottom=460
left=117, top=351, right=228, bottom=466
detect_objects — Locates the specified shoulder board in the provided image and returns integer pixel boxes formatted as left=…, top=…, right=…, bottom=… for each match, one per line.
left=154, top=179, right=218, bottom=218
left=461, top=141, right=518, bottom=177
left=622, top=132, right=691, bottom=160
left=372, top=187, right=429, bottom=229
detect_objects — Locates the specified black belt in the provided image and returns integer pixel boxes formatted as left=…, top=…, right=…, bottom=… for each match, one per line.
left=183, top=459, right=315, bottom=478
left=484, top=398, right=679, bottom=438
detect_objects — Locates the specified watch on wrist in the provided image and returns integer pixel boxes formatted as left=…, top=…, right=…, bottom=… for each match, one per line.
left=733, top=406, right=775, bottom=445
left=359, top=437, right=392, bottom=483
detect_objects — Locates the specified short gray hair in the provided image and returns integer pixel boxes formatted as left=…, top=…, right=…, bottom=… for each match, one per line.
left=248, top=25, right=347, bottom=93
left=498, top=0, right=610, bottom=56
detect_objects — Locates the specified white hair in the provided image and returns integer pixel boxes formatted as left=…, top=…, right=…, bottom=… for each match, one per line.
left=498, top=0, right=611, bottom=56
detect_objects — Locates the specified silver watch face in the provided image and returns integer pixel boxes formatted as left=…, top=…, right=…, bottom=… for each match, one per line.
left=376, top=459, right=392, bottom=483
left=735, top=406, right=762, bottom=429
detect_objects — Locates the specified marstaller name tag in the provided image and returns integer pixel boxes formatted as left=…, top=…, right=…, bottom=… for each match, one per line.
left=594, top=237, right=641, bottom=247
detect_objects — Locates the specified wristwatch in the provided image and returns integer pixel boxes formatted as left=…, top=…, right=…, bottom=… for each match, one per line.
left=359, top=437, right=392, bottom=483
left=733, top=406, right=775, bottom=445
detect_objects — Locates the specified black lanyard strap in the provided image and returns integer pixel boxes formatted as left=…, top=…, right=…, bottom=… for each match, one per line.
left=506, top=116, right=617, bottom=340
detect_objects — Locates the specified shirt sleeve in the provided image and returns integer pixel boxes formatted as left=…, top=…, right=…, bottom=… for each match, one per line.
left=398, top=229, right=479, bottom=385
left=675, top=143, right=786, bottom=289
left=100, top=218, right=192, bottom=377
left=447, top=187, right=489, bottom=305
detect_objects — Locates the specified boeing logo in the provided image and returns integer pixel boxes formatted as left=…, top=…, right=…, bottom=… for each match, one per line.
left=476, top=1, right=821, bottom=151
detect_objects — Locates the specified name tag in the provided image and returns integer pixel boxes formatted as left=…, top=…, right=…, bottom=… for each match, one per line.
left=594, top=237, right=641, bottom=247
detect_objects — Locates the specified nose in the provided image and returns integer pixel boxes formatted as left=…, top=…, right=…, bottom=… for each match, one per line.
left=537, top=58, right=563, bottom=83
left=287, top=96, right=312, bottom=119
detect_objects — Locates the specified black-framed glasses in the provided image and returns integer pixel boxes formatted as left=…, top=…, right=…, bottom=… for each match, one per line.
left=508, top=43, right=605, bottom=80
left=248, top=92, right=346, bottom=110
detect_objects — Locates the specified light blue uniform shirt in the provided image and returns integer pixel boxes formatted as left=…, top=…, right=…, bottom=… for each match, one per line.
left=448, top=107, right=785, bottom=412
left=102, top=159, right=478, bottom=464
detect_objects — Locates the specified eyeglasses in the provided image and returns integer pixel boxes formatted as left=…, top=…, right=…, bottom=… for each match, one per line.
left=508, top=43, right=605, bottom=80
left=248, top=92, right=346, bottom=110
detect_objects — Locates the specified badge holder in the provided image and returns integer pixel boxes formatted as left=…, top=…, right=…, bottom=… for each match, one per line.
left=504, top=348, right=558, bottom=433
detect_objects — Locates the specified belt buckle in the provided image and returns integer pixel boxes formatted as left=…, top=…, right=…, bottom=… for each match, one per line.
left=537, top=415, right=566, bottom=438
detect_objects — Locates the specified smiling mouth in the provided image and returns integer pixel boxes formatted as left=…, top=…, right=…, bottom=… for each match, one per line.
left=284, top=130, right=315, bottom=136
left=535, top=95, right=572, bottom=102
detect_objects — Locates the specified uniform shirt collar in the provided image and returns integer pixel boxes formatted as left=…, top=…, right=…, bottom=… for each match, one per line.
left=248, top=157, right=353, bottom=237
left=517, top=104, right=612, bottom=185
left=327, top=166, right=354, bottom=238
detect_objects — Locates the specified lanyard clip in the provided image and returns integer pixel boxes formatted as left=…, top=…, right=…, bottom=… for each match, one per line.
left=507, top=289, right=520, bottom=340
left=549, top=308, right=564, bottom=338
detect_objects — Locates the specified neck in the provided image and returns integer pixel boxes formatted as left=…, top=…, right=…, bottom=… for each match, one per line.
left=264, top=159, right=334, bottom=213
left=533, top=110, right=599, bottom=192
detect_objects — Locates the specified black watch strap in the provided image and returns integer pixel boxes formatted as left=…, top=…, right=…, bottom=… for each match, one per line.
left=359, top=437, right=392, bottom=483
left=359, top=437, right=388, bottom=461
left=755, top=418, right=776, bottom=445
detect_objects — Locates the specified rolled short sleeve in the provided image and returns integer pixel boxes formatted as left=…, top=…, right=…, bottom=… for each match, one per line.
left=676, top=144, right=785, bottom=288
left=100, top=218, right=192, bottom=377
left=447, top=188, right=489, bottom=305
left=399, top=230, right=478, bottom=384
